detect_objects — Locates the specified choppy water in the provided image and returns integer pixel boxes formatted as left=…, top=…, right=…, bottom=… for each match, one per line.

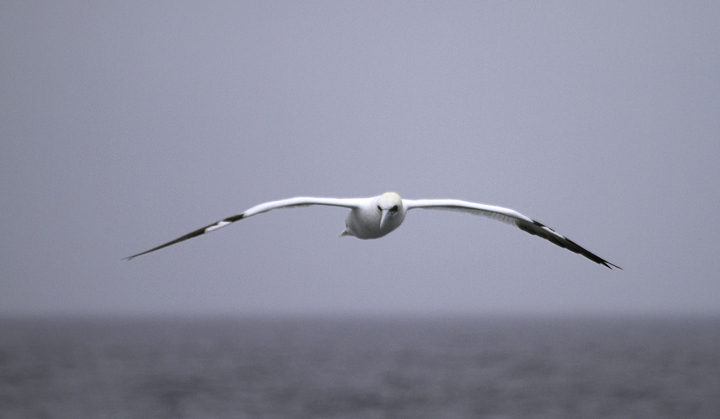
left=1, top=315, right=718, bottom=418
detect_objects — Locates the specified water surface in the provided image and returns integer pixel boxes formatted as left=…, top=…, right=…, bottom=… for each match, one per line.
left=1, top=315, right=718, bottom=418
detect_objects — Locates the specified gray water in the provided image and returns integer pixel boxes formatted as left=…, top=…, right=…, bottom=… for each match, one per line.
left=1, top=316, right=718, bottom=418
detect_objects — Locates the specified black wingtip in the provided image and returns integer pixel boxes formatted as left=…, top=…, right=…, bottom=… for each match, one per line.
left=603, top=261, right=622, bottom=270
left=518, top=219, right=621, bottom=270
left=122, top=213, right=245, bottom=261
left=122, top=251, right=149, bottom=261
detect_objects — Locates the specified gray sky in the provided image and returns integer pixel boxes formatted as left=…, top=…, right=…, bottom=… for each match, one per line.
left=2, top=1, right=719, bottom=317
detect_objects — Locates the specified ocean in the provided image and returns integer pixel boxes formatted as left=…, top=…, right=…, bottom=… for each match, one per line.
left=1, top=315, right=718, bottom=418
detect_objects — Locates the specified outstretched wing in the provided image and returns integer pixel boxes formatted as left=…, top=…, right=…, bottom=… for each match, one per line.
left=403, top=199, right=621, bottom=269
left=124, top=197, right=366, bottom=260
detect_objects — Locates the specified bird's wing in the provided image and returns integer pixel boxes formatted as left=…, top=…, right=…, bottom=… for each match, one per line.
left=124, top=197, right=368, bottom=260
left=403, top=199, right=621, bottom=269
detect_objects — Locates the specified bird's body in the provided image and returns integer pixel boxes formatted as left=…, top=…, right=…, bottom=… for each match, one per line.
left=341, top=192, right=406, bottom=239
left=125, top=192, right=620, bottom=269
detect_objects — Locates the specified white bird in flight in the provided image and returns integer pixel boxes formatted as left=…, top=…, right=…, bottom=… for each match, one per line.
left=124, top=192, right=620, bottom=269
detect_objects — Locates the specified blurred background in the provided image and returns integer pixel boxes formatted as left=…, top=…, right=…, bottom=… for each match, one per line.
left=2, top=1, right=719, bottom=317
left=2, top=2, right=720, bottom=417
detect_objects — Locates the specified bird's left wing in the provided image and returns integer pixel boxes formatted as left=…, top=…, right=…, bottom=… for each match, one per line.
left=123, top=197, right=367, bottom=260
left=403, top=199, right=620, bottom=269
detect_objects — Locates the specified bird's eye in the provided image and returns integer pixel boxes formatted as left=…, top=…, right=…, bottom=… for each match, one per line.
left=390, top=205, right=398, bottom=212
left=377, top=206, right=382, bottom=212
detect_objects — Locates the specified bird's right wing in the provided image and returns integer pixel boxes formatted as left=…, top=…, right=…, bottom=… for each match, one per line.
left=403, top=199, right=620, bottom=269
left=123, top=197, right=367, bottom=260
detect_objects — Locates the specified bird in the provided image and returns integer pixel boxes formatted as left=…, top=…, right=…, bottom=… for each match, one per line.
left=124, top=192, right=620, bottom=269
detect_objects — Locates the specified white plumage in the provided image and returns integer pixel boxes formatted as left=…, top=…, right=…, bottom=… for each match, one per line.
left=124, top=192, right=620, bottom=269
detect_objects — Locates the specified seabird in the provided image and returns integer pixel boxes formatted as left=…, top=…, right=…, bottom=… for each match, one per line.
left=124, top=192, right=620, bottom=269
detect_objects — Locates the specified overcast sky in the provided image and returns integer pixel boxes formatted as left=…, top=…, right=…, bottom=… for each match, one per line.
left=2, top=1, right=719, bottom=317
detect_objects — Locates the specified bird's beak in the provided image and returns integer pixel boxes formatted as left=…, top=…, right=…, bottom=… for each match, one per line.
left=380, top=209, right=390, bottom=229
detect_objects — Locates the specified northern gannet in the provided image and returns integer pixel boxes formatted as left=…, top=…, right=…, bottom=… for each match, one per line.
left=124, top=192, right=620, bottom=269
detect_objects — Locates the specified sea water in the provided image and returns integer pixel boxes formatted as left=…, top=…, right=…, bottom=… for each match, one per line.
left=1, top=315, right=718, bottom=418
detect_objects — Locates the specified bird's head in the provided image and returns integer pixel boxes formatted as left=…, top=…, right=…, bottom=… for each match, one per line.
left=377, top=192, right=403, bottom=229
